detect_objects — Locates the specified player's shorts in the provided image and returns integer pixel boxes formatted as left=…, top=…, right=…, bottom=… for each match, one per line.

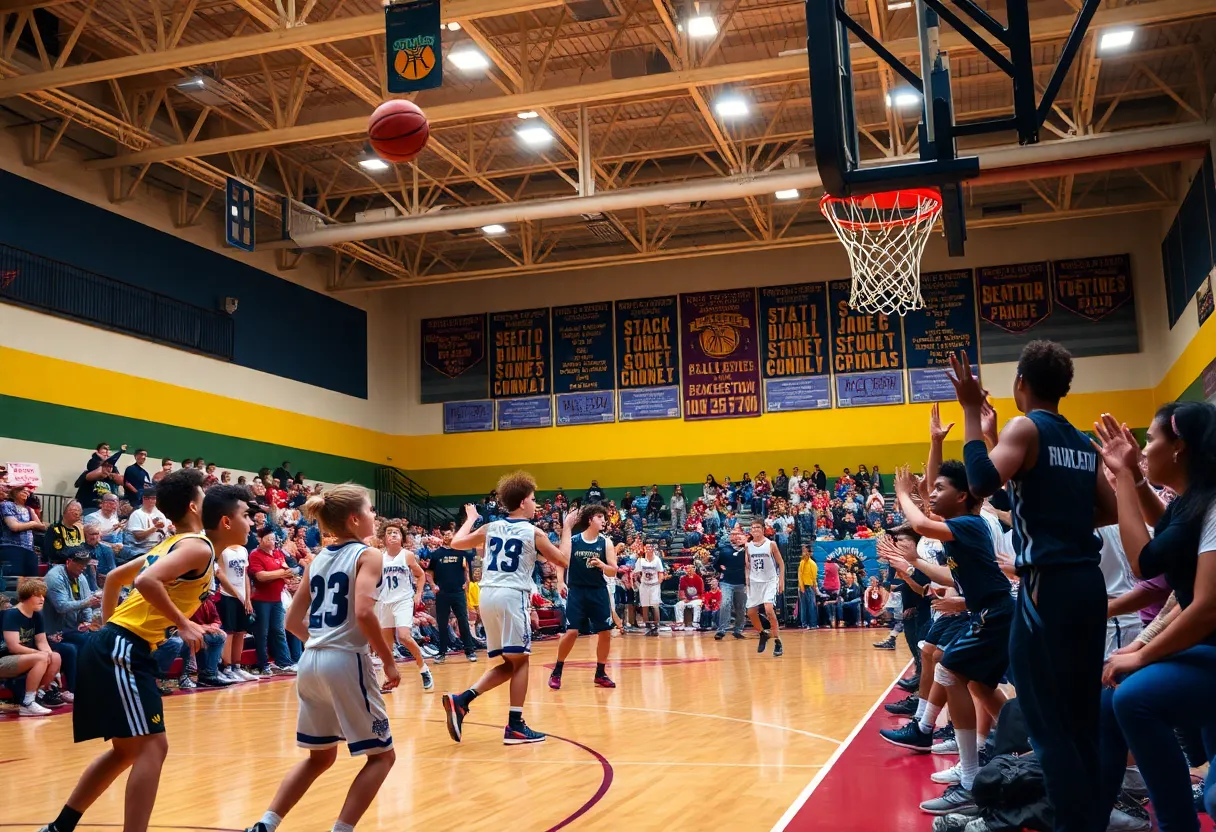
left=1106, top=616, right=1143, bottom=659
left=614, top=584, right=628, bottom=607
left=924, top=612, right=970, bottom=649
left=639, top=583, right=662, bottom=608
left=73, top=624, right=164, bottom=743
left=218, top=594, right=249, bottom=633
left=376, top=595, right=416, bottom=629
left=746, top=578, right=778, bottom=609
left=480, top=585, right=531, bottom=658
left=564, top=584, right=614, bottom=635
left=940, top=600, right=1014, bottom=689
left=295, top=647, right=393, bottom=756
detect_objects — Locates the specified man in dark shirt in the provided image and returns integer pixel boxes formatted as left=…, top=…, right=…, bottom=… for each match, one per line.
left=811, top=465, right=828, bottom=492
left=122, top=450, right=152, bottom=503
left=427, top=531, right=477, bottom=663
left=74, top=443, right=125, bottom=511
left=839, top=572, right=864, bottom=626
left=713, top=528, right=749, bottom=640
left=272, top=461, right=292, bottom=487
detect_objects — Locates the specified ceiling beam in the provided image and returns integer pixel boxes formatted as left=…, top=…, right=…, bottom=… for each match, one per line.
left=82, top=0, right=1215, bottom=171
left=0, top=0, right=565, bottom=98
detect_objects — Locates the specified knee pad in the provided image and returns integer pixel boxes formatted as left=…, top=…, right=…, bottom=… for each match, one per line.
left=933, top=663, right=960, bottom=687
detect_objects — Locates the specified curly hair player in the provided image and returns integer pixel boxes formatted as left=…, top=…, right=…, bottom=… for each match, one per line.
left=549, top=503, right=619, bottom=690
left=948, top=342, right=1116, bottom=832
left=442, top=471, right=573, bottom=745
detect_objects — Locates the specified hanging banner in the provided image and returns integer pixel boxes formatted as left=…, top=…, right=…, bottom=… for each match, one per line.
left=497, top=396, right=553, bottom=430
left=556, top=392, right=615, bottom=426
left=828, top=280, right=904, bottom=407
left=615, top=296, right=679, bottom=421
left=904, top=270, right=979, bottom=403
left=489, top=307, right=551, bottom=399
left=1053, top=254, right=1134, bottom=322
left=1199, top=274, right=1214, bottom=327
left=977, top=262, right=1052, bottom=334
left=385, top=0, right=443, bottom=94
left=759, top=282, right=832, bottom=412
left=552, top=302, right=615, bottom=395
left=680, top=289, right=761, bottom=420
left=420, top=314, right=488, bottom=404
left=443, top=400, right=494, bottom=434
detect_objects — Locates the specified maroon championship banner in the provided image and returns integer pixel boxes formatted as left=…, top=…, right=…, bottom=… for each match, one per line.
left=1053, top=254, right=1134, bottom=321
left=679, top=289, right=761, bottom=421
left=976, top=262, right=1052, bottom=334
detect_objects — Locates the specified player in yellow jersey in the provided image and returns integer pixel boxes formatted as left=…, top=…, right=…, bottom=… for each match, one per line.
left=39, top=469, right=252, bottom=832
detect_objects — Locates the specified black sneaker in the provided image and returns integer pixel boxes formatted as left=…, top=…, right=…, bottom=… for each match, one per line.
left=732, top=632, right=746, bottom=640
left=873, top=637, right=897, bottom=649
left=37, top=689, right=66, bottom=708
left=441, top=693, right=466, bottom=743
left=196, top=674, right=233, bottom=688
left=897, top=675, right=921, bottom=692
left=714, top=632, right=725, bottom=641
left=503, top=721, right=546, bottom=745
left=757, top=630, right=770, bottom=653
left=773, top=638, right=784, bottom=657
left=879, top=720, right=933, bottom=752
left=884, top=694, right=920, bottom=716
left=933, top=723, right=956, bottom=741
left=244, top=823, right=270, bottom=832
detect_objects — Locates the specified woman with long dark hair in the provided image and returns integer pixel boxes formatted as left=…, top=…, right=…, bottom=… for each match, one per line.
left=1094, top=401, right=1216, bottom=829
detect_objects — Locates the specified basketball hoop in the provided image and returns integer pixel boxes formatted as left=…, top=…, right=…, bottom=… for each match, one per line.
left=820, top=188, right=942, bottom=316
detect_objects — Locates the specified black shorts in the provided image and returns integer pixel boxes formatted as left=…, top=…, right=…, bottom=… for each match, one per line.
left=941, top=602, right=1014, bottom=689
left=924, top=612, right=970, bottom=649
left=614, top=585, right=628, bottom=607
left=73, top=624, right=164, bottom=743
left=218, top=595, right=250, bottom=633
left=564, top=584, right=615, bottom=635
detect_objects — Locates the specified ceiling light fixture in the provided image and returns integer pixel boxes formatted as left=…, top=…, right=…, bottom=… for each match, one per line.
left=774, top=189, right=800, bottom=200
left=517, top=126, right=554, bottom=146
left=449, top=47, right=489, bottom=71
left=1098, top=28, right=1135, bottom=53
left=481, top=224, right=507, bottom=235
left=358, top=157, right=390, bottom=172
left=517, top=111, right=539, bottom=119
left=445, top=21, right=462, bottom=31
left=887, top=1, right=912, bottom=9
left=714, top=96, right=749, bottom=118
left=885, top=89, right=921, bottom=109
left=687, top=15, right=718, bottom=38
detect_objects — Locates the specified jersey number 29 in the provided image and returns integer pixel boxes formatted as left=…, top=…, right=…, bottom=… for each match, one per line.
left=309, top=572, right=350, bottom=628
left=487, top=536, right=522, bottom=573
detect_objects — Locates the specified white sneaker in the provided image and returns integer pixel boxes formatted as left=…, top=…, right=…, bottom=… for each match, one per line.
left=19, top=700, right=52, bottom=716
left=178, top=675, right=197, bottom=690
left=931, top=761, right=963, bottom=784
left=236, top=668, right=259, bottom=682
left=278, top=664, right=298, bottom=675
left=218, top=668, right=241, bottom=683
left=932, top=737, right=959, bottom=755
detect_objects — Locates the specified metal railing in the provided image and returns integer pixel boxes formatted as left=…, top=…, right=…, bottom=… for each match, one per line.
left=374, top=467, right=455, bottom=531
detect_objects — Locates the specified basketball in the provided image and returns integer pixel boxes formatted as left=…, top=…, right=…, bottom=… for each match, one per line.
left=368, top=99, right=429, bottom=163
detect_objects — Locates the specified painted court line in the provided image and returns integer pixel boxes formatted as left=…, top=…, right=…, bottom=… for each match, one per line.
left=770, top=660, right=913, bottom=832
left=535, top=701, right=844, bottom=745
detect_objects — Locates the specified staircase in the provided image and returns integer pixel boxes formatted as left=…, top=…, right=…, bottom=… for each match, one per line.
left=374, top=467, right=456, bottom=530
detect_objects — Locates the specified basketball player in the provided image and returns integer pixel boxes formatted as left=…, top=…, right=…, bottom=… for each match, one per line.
left=745, top=519, right=785, bottom=656
left=636, top=544, right=666, bottom=636
left=244, top=484, right=398, bottom=832
left=376, top=522, right=432, bottom=691
left=39, top=470, right=251, bottom=832
left=218, top=539, right=257, bottom=682
left=441, top=472, right=572, bottom=745
left=549, top=504, right=618, bottom=690
left=949, top=344, right=1116, bottom=832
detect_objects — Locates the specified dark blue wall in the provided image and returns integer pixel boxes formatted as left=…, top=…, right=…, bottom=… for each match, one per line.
left=0, top=169, right=368, bottom=398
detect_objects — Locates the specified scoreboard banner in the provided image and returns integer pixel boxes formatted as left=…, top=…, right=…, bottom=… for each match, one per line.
left=904, top=270, right=978, bottom=403
left=680, top=289, right=761, bottom=420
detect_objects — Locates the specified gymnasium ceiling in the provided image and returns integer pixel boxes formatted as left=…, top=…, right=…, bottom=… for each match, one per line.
left=0, top=0, right=1213, bottom=288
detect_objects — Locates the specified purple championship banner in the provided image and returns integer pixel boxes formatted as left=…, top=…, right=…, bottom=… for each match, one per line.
left=977, top=262, right=1052, bottom=333
left=828, top=280, right=905, bottom=407
left=903, top=270, right=978, bottom=403
left=758, top=282, right=832, bottom=412
left=1052, top=254, right=1134, bottom=321
left=680, top=289, right=761, bottom=420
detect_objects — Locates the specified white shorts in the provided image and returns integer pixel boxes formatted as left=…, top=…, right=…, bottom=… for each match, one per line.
left=376, top=595, right=415, bottom=629
left=747, top=579, right=778, bottom=609
left=480, top=586, right=531, bottom=659
left=639, top=583, right=662, bottom=608
left=295, top=648, right=392, bottom=757
left=1105, top=616, right=1143, bottom=659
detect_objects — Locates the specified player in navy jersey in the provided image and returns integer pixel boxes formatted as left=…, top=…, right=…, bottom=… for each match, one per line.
left=549, top=504, right=618, bottom=690
left=948, top=342, right=1116, bottom=832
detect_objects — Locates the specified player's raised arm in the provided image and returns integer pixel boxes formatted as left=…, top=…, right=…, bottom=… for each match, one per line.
left=450, top=503, right=487, bottom=551
left=894, top=465, right=954, bottom=543
left=948, top=351, right=1033, bottom=497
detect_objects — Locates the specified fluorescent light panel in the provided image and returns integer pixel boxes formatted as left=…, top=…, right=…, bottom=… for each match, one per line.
left=1098, top=28, right=1135, bottom=53
left=517, top=126, right=553, bottom=145
left=885, top=90, right=921, bottom=109
left=359, top=158, right=390, bottom=171
left=449, top=48, right=488, bottom=70
left=517, top=111, right=539, bottom=119
left=687, top=15, right=718, bottom=38
left=481, top=224, right=507, bottom=235
left=774, top=189, right=800, bottom=200
left=714, top=96, right=748, bottom=118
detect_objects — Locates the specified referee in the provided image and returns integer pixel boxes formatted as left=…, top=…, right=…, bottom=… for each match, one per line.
left=427, top=531, right=478, bottom=663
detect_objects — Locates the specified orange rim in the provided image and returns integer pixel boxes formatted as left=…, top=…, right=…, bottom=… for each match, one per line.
left=819, top=187, right=942, bottom=231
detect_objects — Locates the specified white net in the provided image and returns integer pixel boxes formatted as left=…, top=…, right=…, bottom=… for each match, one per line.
left=820, top=189, right=942, bottom=316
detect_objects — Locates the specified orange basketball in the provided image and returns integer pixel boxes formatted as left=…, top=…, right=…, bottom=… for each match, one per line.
left=368, top=99, right=430, bottom=163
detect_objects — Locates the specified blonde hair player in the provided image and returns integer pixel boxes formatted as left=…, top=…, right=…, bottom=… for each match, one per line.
left=746, top=518, right=785, bottom=657
left=375, top=521, right=432, bottom=692
left=441, top=471, right=573, bottom=745
left=243, top=484, right=398, bottom=832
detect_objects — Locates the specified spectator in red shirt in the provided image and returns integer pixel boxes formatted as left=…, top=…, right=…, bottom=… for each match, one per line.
left=266, top=479, right=288, bottom=510
left=189, top=597, right=233, bottom=687
left=674, top=564, right=705, bottom=630
left=701, top=579, right=723, bottom=631
left=247, top=527, right=295, bottom=675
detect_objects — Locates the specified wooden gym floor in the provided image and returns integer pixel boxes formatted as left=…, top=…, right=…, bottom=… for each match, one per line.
left=2, top=629, right=905, bottom=832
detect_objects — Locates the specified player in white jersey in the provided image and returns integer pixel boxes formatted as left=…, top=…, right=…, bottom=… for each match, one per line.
left=217, top=543, right=258, bottom=682
left=744, top=519, right=785, bottom=657
left=441, top=471, right=572, bottom=746
left=375, top=522, right=432, bottom=692
left=244, top=485, right=397, bottom=832
left=636, top=545, right=666, bottom=635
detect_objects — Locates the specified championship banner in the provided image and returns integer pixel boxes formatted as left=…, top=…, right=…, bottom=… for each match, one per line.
left=680, top=289, right=761, bottom=421
left=828, top=280, right=904, bottom=407
left=552, top=302, right=614, bottom=395
left=385, top=0, right=442, bottom=94
left=443, top=401, right=493, bottom=434
left=904, top=270, right=978, bottom=403
left=420, top=314, right=487, bottom=404
left=1053, top=254, right=1134, bottom=321
left=557, top=392, right=615, bottom=426
left=758, top=282, right=832, bottom=412
left=977, top=262, right=1051, bottom=333
left=615, top=296, right=680, bottom=421
left=497, top=397, right=553, bottom=431
left=489, top=307, right=551, bottom=399
left=812, top=539, right=878, bottom=571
